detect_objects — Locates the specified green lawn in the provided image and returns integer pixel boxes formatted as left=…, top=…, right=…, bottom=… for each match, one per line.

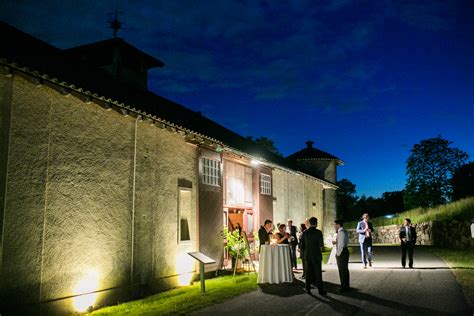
left=93, top=250, right=331, bottom=315
left=429, top=247, right=474, bottom=310
left=90, top=273, right=258, bottom=316
left=297, top=249, right=331, bottom=265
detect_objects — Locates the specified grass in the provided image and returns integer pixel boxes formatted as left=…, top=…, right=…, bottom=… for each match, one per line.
left=93, top=250, right=331, bottom=315
left=297, top=249, right=331, bottom=265
left=429, top=247, right=474, bottom=310
left=90, top=273, right=258, bottom=316
left=347, top=196, right=474, bottom=228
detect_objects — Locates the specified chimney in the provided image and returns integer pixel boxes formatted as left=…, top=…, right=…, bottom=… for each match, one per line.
left=306, top=140, right=314, bottom=149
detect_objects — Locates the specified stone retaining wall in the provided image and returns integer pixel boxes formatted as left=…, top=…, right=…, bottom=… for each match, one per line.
left=347, top=219, right=472, bottom=249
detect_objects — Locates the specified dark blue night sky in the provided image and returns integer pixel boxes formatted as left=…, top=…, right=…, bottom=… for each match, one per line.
left=1, top=0, right=473, bottom=197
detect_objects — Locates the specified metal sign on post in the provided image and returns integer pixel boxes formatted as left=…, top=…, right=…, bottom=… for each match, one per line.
left=188, top=252, right=216, bottom=293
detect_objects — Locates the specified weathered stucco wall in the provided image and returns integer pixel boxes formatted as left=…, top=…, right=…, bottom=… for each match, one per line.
left=272, top=169, right=331, bottom=245
left=0, top=74, right=13, bottom=271
left=1, top=76, right=50, bottom=309
left=0, top=76, right=199, bottom=314
left=322, top=188, right=337, bottom=246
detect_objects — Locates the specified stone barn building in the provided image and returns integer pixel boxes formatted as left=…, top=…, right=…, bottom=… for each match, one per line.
left=0, top=21, right=342, bottom=314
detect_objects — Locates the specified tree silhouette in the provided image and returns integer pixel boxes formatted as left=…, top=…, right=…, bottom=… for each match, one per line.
left=404, top=136, right=469, bottom=209
left=451, top=162, right=474, bottom=200
left=247, top=136, right=282, bottom=156
left=336, top=178, right=358, bottom=220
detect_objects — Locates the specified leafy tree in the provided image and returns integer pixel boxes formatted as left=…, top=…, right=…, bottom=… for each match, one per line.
left=354, top=195, right=385, bottom=218
left=404, top=136, right=469, bottom=209
left=451, top=162, right=474, bottom=200
left=381, top=190, right=405, bottom=213
left=336, top=178, right=358, bottom=220
left=247, top=136, right=282, bottom=156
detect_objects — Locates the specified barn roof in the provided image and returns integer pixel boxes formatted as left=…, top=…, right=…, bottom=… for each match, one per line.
left=0, top=21, right=340, bottom=187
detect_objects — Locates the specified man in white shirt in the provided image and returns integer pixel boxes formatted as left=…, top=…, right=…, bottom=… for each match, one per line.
left=334, top=219, right=350, bottom=292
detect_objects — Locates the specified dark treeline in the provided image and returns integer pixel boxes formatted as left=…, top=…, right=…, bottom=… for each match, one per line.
left=337, top=136, right=473, bottom=221
left=336, top=179, right=405, bottom=221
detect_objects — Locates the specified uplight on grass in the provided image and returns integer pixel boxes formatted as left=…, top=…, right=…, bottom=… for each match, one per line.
left=176, top=254, right=194, bottom=286
left=73, top=269, right=100, bottom=312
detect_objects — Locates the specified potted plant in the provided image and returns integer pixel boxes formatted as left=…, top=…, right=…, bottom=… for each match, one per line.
left=222, top=227, right=248, bottom=269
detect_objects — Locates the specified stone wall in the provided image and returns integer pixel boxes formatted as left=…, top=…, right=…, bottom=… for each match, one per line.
left=0, top=76, right=199, bottom=314
left=347, top=219, right=472, bottom=249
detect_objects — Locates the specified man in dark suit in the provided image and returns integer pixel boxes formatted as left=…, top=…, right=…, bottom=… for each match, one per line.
left=300, top=217, right=326, bottom=295
left=399, top=218, right=417, bottom=268
left=258, top=219, right=273, bottom=250
left=287, top=219, right=298, bottom=270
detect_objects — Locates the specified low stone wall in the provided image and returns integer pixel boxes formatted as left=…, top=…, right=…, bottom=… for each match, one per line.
left=347, top=219, right=472, bottom=249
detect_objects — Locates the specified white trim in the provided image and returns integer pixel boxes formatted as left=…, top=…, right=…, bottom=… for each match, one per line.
left=178, top=187, right=193, bottom=245
left=201, top=157, right=221, bottom=186
left=260, top=173, right=272, bottom=195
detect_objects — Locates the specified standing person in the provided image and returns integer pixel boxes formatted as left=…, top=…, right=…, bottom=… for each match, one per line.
left=235, top=223, right=242, bottom=238
left=298, top=222, right=308, bottom=278
left=274, top=224, right=290, bottom=244
left=287, top=219, right=298, bottom=270
left=258, top=220, right=272, bottom=250
left=334, top=219, right=350, bottom=292
left=300, top=217, right=326, bottom=295
left=327, top=232, right=338, bottom=265
left=356, top=213, right=374, bottom=269
left=399, top=218, right=417, bottom=268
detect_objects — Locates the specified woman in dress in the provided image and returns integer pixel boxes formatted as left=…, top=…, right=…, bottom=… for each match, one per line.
left=327, top=232, right=338, bottom=265
left=274, top=223, right=290, bottom=244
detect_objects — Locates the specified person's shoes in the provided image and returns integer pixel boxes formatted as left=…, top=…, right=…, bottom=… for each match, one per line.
left=409, top=266, right=414, bottom=269
left=363, top=265, right=367, bottom=269
left=337, top=287, right=350, bottom=293
left=306, top=288, right=311, bottom=294
left=318, top=290, right=327, bottom=296
left=369, top=261, right=372, bottom=267
left=402, top=266, right=406, bottom=268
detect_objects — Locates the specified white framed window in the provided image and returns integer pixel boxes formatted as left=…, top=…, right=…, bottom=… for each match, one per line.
left=260, top=173, right=271, bottom=195
left=202, top=157, right=221, bottom=186
left=225, top=160, right=253, bottom=206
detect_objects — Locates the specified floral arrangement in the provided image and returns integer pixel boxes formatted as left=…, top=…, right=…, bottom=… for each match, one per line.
left=222, top=227, right=249, bottom=258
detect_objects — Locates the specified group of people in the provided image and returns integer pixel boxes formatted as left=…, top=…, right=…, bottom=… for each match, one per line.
left=355, top=213, right=417, bottom=269
left=258, top=212, right=418, bottom=295
left=258, top=217, right=348, bottom=295
left=257, top=219, right=299, bottom=267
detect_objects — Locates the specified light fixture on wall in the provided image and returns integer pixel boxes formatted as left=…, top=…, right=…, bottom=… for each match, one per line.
left=251, top=159, right=261, bottom=165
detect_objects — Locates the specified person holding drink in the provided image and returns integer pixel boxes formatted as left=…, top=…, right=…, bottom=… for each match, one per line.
left=274, top=223, right=291, bottom=244
left=258, top=219, right=273, bottom=250
left=356, top=213, right=374, bottom=269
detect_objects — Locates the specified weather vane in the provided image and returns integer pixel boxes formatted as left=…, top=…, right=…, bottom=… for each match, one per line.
left=108, top=8, right=124, bottom=38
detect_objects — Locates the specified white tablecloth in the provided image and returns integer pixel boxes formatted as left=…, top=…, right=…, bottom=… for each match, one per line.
left=257, top=244, right=293, bottom=284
